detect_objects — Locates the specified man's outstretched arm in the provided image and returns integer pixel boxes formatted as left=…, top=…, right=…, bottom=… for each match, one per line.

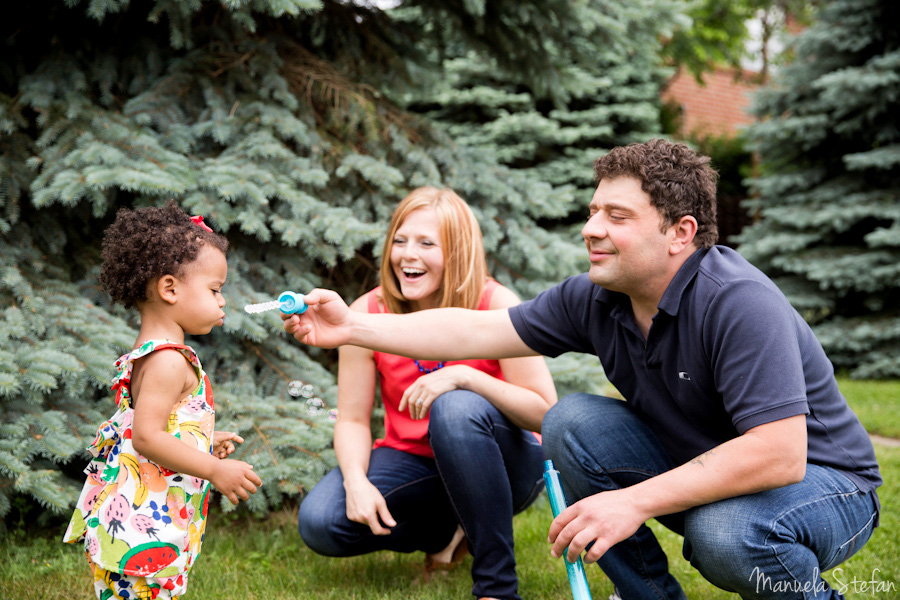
left=281, top=288, right=538, bottom=360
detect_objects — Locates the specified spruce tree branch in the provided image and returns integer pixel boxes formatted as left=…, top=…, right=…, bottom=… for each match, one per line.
left=210, top=51, right=255, bottom=79
left=278, top=42, right=424, bottom=147
left=249, top=345, right=292, bottom=383
left=290, top=445, right=319, bottom=458
left=253, top=424, right=280, bottom=466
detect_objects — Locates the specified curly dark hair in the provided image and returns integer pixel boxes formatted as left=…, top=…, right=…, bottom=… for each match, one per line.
left=593, top=139, right=719, bottom=249
left=99, top=200, right=229, bottom=308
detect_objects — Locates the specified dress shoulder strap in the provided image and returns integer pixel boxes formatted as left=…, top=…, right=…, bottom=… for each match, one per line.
left=111, top=340, right=201, bottom=409
left=367, top=287, right=387, bottom=314
left=477, top=279, right=500, bottom=310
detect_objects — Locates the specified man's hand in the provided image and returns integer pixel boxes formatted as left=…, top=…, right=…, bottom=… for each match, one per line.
left=281, top=289, right=353, bottom=348
left=548, top=488, right=647, bottom=564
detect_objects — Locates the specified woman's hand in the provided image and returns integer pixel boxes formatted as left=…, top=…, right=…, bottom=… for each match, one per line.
left=344, top=478, right=397, bottom=535
left=212, top=431, right=244, bottom=459
left=399, top=365, right=471, bottom=420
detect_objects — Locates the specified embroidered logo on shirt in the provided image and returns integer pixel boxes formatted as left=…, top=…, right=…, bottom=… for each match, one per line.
left=678, top=372, right=691, bottom=381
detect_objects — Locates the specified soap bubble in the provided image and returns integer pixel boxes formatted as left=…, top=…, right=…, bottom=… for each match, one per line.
left=288, top=380, right=337, bottom=422
left=305, top=397, right=325, bottom=416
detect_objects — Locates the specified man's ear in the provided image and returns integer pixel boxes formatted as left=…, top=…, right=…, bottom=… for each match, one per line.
left=156, top=274, right=179, bottom=305
left=669, top=215, right=698, bottom=255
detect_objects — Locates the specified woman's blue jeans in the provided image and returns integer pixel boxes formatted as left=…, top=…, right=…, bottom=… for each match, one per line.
left=542, top=394, right=880, bottom=600
left=298, top=390, right=545, bottom=600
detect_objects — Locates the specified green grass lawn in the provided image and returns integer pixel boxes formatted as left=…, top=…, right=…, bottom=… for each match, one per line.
left=839, top=378, right=900, bottom=439
left=2, top=378, right=898, bottom=599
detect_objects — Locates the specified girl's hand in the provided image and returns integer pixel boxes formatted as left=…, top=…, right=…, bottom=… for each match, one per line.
left=345, top=478, right=396, bottom=535
left=210, top=459, right=263, bottom=505
left=212, top=431, right=244, bottom=459
left=399, top=365, right=471, bottom=420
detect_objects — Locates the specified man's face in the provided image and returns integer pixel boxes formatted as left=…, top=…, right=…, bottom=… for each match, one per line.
left=582, top=176, right=674, bottom=296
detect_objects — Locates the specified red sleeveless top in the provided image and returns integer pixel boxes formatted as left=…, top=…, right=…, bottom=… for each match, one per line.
left=370, top=280, right=505, bottom=458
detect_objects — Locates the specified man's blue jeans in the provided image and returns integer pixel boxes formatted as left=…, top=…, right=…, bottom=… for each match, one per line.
left=298, top=390, right=545, bottom=600
left=542, top=394, right=880, bottom=600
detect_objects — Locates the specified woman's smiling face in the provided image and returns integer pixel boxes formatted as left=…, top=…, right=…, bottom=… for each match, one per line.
left=390, top=207, right=445, bottom=311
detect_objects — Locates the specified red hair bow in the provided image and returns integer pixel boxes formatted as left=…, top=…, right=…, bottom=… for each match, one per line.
left=190, top=215, right=214, bottom=232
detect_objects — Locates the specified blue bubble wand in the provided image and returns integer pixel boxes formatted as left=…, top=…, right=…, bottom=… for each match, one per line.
left=244, top=291, right=308, bottom=315
left=544, top=459, right=593, bottom=600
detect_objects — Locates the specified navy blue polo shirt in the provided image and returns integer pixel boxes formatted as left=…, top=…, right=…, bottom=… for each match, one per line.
left=510, top=246, right=881, bottom=492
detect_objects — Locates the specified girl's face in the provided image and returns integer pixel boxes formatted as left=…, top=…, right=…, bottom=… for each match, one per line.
left=390, top=207, right=445, bottom=311
left=175, top=245, right=228, bottom=335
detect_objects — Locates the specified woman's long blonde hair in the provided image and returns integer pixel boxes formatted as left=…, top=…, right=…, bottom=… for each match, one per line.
left=379, top=187, right=489, bottom=314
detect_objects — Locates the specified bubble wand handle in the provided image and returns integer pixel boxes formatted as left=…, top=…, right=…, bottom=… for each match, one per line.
left=544, top=460, right=593, bottom=600
left=277, top=291, right=308, bottom=314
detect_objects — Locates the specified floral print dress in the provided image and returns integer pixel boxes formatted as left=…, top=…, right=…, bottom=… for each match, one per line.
left=64, top=340, right=215, bottom=598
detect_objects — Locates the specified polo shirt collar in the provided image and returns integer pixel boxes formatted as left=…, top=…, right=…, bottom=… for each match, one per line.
left=595, top=285, right=625, bottom=308
left=593, top=247, right=709, bottom=317
left=657, top=247, right=708, bottom=316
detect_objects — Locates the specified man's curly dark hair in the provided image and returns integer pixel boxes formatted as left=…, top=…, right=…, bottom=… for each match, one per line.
left=99, top=200, right=229, bottom=308
left=593, top=139, right=719, bottom=249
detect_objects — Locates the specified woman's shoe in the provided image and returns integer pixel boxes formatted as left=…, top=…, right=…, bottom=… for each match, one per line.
left=423, top=525, right=468, bottom=572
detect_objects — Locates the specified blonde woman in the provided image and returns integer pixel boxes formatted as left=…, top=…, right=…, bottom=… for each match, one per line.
left=297, top=187, right=557, bottom=600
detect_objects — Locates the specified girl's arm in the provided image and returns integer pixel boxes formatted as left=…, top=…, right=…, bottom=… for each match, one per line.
left=400, top=284, right=557, bottom=431
left=131, top=350, right=262, bottom=505
left=333, top=294, right=396, bottom=535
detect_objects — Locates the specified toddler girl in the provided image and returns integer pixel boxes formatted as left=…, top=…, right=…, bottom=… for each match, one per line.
left=64, top=201, right=262, bottom=599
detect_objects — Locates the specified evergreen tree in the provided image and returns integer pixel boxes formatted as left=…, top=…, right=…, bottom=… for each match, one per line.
left=391, top=0, right=694, bottom=399
left=738, top=0, right=900, bottom=378
left=406, top=0, right=681, bottom=223
left=0, top=0, right=613, bottom=521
